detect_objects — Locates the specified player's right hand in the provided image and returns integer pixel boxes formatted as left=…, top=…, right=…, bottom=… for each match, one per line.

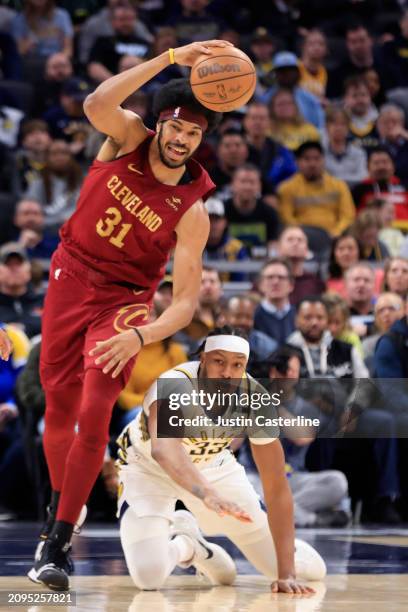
left=202, top=489, right=253, bottom=523
left=173, top=40, right=234, bottom=67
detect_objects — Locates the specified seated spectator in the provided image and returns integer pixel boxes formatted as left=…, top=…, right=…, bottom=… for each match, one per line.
left=278, top=141, right=356, bottom=236
left=248, top=2, right=300, bottom=49
left=260, top=51, right=325, bottom=130
left=79, top=0, right=152, bottom=65
left=88, top=6, right=150, bottom=84
left=254, top=258, right=296, bottom=346
left=0, top=243, right=44, bottom=338
left=376, top=103, right=408, bottom=188
left=203, top=197, right=249, bottom=282
left=323, top=293, right=364, bottom=355
left=344, top=76, right=379, bottom=152
left=15, top=120, right=51, bottom=194
left=32, top=52, right=73, bottom=117
left=269, top=346, right=349, bottom=528
left=352, top=147, right=408, bottom=230
left=225, top=295, right=278, bottom=370
left=327, top=23, right=384, bottom=99
left=167, top=0, right=224, bottom=46
left=363, top=67, right=386, bottom=108
left=277, top=226, right=325, bottom=305
left=382, top=257, right=408, bottom=299
left=249, top=27, right=276, bottom=96
left=298, top=29, right=328, bottom=101
left=0, top=92, right=24, bottom=149
left=244, top=101, right=296, bottom=193
left=368, top=198, right=405, bottom=257
left=345, top=263, right=377, bottom=337
left=224, top=164, right=281, bottom=257
left=154, top=275, right=173, bottom=311
left=24, top=140, right=83, bottom=235
left=12, top=199, right=59, bottom=278
left=350, top=210, right=390, bottom=262
left=10, top=0, right=73, bottom=58
left=362, top=292, right=404, bottom=368
left=141, top=27, right=183, bottom=96
left=380, top=9, right=408, bottom=90
left=0, top=6, right=17, bottom=32
left=210, top=129, right=248, bottom=199
left=268, top=88, right=320, bottom=153
left=323, top=106, right=367, bottom=188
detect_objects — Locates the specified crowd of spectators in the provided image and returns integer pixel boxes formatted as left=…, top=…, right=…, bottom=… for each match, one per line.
left=2, top=0, right=408, bottom=525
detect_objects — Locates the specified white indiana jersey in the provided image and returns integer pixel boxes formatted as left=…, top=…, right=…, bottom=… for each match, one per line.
left=117, top=361, right=276, bottom=470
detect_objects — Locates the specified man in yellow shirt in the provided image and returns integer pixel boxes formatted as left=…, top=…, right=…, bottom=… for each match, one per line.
left=278, top=141, right=356, bottom=236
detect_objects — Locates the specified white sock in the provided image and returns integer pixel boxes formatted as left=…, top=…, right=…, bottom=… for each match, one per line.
left=171, top=534, right=195, bottom=565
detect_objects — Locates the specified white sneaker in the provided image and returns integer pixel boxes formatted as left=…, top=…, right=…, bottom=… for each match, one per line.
left=171, top=510, right=236, bottom=586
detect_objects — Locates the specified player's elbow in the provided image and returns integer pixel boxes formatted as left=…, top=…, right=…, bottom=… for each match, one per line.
left=83, top=92, right=104, bottom=121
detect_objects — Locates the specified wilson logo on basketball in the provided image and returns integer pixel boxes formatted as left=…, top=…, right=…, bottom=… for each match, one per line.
left=197, top=63, right=241, bottom=78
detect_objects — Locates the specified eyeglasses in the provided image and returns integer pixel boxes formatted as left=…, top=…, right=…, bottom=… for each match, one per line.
left=262, top=274, right=290, bottom=281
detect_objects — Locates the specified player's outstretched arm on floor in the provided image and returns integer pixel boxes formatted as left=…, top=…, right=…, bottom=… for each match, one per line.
left=251, top=439, right=315, bottom=595
left=148, top=401, right=252, bottom=523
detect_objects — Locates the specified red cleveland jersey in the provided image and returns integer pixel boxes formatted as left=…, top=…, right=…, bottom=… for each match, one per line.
left=60, top=130, right=215, bottom=287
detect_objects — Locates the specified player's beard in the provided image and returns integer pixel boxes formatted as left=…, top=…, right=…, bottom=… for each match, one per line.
left=158, top=128, right=192, bottom=169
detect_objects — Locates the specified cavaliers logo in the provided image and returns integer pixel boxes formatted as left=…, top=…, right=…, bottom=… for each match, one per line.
left=165, top=195, right=182, bottom=211
left=113, top=303, right=149, bottom=333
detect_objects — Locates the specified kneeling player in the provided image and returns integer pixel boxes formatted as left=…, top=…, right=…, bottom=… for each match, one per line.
left=116, top=327, right=326, bottom=593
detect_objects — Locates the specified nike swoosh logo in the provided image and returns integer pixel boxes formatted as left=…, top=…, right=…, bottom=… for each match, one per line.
left=128, top=163, right=143, bottom=174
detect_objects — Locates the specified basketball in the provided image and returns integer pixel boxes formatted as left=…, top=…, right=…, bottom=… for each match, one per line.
left=190, top=46, right=256, bottom=112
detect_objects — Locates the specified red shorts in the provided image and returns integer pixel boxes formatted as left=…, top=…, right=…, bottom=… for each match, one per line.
left=40, top=245, right=155, bottom=390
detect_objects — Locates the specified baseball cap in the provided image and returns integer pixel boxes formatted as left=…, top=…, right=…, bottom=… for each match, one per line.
left=62, top=78, right=92, bottom=101
left=0, top=242, right=28, bottom=264
left=251, top=27, right=274, bottom=45
left=205, top=197, right=225, bottom=217
left=273, top=51, right=299, bottom=70
left=158, top=274, right=173, bottom=290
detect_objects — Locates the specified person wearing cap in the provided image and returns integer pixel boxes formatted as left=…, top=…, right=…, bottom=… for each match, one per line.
left=249, top=27, right=276, bottom=94
left=116, top=325, right=326, bottom=592
left=0, top=242, right=44, bottom=339
left=203, top=197, right=249, bottom=282
left=258, top=51, right=325, bottom=130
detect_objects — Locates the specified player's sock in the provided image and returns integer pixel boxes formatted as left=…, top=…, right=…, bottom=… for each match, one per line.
left=170, top=534, right=195, bottom=565
left=40, top=490, right=60, bottom=539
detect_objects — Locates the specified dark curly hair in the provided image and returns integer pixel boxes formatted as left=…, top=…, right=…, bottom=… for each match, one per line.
left=152, top=78, right=223, bottom=133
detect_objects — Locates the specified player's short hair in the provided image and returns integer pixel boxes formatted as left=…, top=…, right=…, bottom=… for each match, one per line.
left=152, top=78, right=223, bottom=133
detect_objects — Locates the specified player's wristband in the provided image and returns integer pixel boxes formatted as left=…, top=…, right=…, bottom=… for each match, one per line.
left=168, top=48, right=175, bottom=65
left=133, top=328, right=145, bottom=348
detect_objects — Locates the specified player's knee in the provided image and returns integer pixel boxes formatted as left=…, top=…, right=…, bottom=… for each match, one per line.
left=77, top=430, right=109, bottom=453
left=129, top=559, right=168, bottom=590
left=294, top=539, right=327, bottom=581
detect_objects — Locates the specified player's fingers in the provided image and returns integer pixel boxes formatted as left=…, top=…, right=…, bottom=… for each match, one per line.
left=89, top=339, right=115, bottom=355
left=102, top=355, right=121, bottom=374
left=94, top=348, right=116, bottom=365
left=271, top=582, right=278, bottom=593
left=112, top=360, right=126, bottom=379
left=204, top=39, right=234, bottom=47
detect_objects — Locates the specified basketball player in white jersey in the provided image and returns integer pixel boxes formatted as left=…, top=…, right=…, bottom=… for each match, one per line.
left=116, top=327, right=326, bottom=593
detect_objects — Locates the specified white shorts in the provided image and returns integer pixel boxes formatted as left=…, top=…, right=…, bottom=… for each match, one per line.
left=118, top=448, right=268, bottom=540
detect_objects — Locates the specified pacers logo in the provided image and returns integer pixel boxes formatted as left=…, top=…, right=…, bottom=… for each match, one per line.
left=113, top=303, right=149, bottom=333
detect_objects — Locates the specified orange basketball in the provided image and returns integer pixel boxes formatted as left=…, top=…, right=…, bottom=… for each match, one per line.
left=190, top=46, right=256, bottom=112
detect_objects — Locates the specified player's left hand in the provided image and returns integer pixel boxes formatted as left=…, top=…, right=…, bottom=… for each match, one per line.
left=0, top=328, right=12, bottom=361
left=89, top=329, right=143, bottom=378
left=271, top=577, right=315, bottom=595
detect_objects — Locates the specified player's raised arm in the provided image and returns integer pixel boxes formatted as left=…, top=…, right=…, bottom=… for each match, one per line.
left=84, top=40, right=233, bottom=146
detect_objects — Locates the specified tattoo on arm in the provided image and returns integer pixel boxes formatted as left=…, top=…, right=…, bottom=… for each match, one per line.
left=192, top=485, right=205, bottom=499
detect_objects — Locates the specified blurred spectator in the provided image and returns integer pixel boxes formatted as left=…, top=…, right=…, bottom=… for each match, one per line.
left=32, top=52, right=73, bottom=117
left=24, top=140, right=82, bottom=235
left=380, top=9, right=408, bottom=90
left=0, top=242, right=44, bottom=338
left=0, top=142, right=18, bottom=197
left=244, top=101, right=297, bottom=192
left=323, top=106, right=367, bottom=188
left=278, top=141, right=356, bottom=236
left=88, top=6, right=149, bottom=84
left=344, top=76, right=379, bottom=152
left=0, top=6, right=17, bottom=32
left=327, top=23, right=383, bottom=99
left=58, top=0, right=101, bottom=29
left=254, top=258, right=296, bottom=346
left=352, top=147, right=408, bottom=231
left=155, top=275, right=173, bottom=311
left=375, top=293, right=408, bottom=378
left=249, top=27, right=276, bottom=95
left=0, top=32, right=22, bottom=80
left=328, top=232, right=363, bottom=298
left=210, top=129, right=248, bottom=198
left=345, top=262, right=376, bottom=337
left=15, top=119, right=51, bottom=194
left=323, top=292, right=364, bottom=354
left=224, top=164, right=281, bottom=256
left=12, top=199, right=59, bottom=275
left=299, top=29, right=328, bottom=100
left=350, top=209, right=390, bottom=262
left=10, top=0, right=73, bottom=58
left=277, top=226, right=325, bottom=305
left=248, top=2, right=300, bottom=48
left=203, top=197, right=249, bottom=282
left=382, top=256, right=408, bottom=299
left=376, top=103, right=408, bottom=187
left=0, top=94, right=24, bottom=149
left=363, top=68, right=386, bottom=108
left=167, top=0, right=224, bottom=46
left=141, top=27, right=183, bottom=95
left=362, top=292, right=404, bottom=366
left=368, top=198, right=405, bottom=257
left=260, top=51, right=325, bottom=130
left=268, top=89, right=320, bottom=152
left=79, top=0, right=152, bottom=65
left=225, top=295, right=278, bottom=367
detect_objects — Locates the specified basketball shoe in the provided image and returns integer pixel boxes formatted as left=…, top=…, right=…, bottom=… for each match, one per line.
left=28, top=524, right=74, bottom=591
left=171, top=510, right=236, bottom=585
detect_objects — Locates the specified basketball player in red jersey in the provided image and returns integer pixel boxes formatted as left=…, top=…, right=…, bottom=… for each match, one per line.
left=29, top=40, right=232, bottom=591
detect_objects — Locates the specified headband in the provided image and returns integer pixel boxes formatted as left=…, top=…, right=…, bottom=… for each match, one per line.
left=159, top=106, right=208, bottom=132
left=204, top=335, right=250, bottom=359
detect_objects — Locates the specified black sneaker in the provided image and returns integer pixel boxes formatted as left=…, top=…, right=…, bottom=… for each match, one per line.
left=28, top=538, right=71, bottom=591
left=34, top=505, right=86, bottom=569
left=315, top=510, right=350, bottom=528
